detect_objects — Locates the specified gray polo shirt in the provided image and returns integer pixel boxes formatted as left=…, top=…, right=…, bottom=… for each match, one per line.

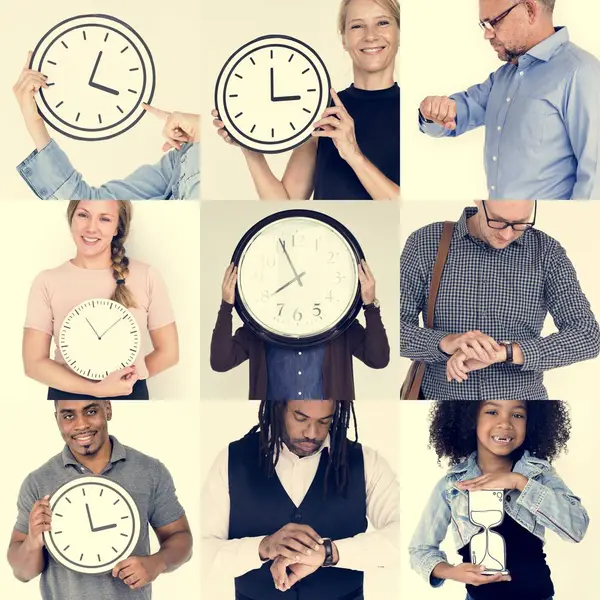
left=14, top=436, right=185, bottom=600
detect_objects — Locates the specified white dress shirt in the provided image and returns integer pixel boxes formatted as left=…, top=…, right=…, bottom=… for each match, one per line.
left=201, top=435, right=400, bottom=580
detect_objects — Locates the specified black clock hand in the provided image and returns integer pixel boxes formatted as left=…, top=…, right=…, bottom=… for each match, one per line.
left=89, top=51, right=102, bottom=85
left=98, top=317, right=123, bottom=340
left=270, top=67, right=275, bottom=102
left=270, top=67, right=301, bottom=102
left=85, top=503, right=95, bottom=531
left=92, top=522, right=118, bottom=532
left=279, top=238, right=304, bottom=287
left=271, top=271, right=307, bottom=297
left=88, top=51, right=120, bottom=96
left=85, top=318, right=101, bottom=340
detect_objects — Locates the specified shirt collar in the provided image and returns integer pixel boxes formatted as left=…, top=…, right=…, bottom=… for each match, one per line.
left=458, top=206, right=528, bottom=247
left=526, top=26, right=569, bottom=63
left=61, top=435, right=126, bottom=468
left=277, top=434, right=331, bottom=464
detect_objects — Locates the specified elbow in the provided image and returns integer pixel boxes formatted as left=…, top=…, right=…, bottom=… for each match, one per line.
left=589, top=323, right=600, bottom=359
left=209, top=351, right=232, bottom=373
left=23, top=358, right=39, bottom=380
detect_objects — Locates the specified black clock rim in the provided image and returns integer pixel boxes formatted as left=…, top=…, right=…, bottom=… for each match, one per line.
left=214, top=34, right=332, bottom=155
left=29, top=14, right=156, bottom=142
left=230, top=209, right=365, bottom=348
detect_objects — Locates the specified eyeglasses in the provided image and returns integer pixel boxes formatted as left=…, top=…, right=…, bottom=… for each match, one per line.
left=482, top=201, right=537, bottom=231
left=479, top=1, right=526, bottom=32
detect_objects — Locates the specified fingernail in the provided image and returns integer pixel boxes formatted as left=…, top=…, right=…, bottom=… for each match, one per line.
left=306, top=549, right=312, bottom=555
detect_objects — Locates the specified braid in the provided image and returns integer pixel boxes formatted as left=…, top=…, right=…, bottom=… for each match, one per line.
left=110, top=202, right=136, bottom=308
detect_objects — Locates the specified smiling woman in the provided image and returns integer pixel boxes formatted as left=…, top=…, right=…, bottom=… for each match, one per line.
left=21, top=200, right=179, bottom=400
left=211, top=0, right=400, bottom=200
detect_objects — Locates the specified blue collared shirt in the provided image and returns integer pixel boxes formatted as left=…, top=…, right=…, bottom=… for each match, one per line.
left=16, top=138, right=200, bottom=199
left=419, top=27, right=600, bottom=200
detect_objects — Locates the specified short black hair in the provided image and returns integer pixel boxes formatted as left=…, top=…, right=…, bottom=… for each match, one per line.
left=428, top=400, right=571, bottom=465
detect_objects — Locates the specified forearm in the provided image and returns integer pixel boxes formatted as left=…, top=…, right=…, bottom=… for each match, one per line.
left=202, top=536, right=266, bottom=579
left=7, top=539, right=45, bottom=583
left=346, top=153, right=399, bottom=200
left=24, top=358, right=95, bottom=395
left=144, top=347, right=179, bottom=378
left=153, top=531, right=193, bottom=574
left=351, top=308, right=390, bottom=368
left=210, top=302, right=249, bottom=371
left=242, top=150, right=291, bottom=200
left=431, top=561, right=456, bottom=581
left=25, top=117, right=51, bottom=152
left=333, top=527, right=399, bottom=572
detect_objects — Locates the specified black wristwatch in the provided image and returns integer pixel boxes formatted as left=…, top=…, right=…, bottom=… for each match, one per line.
left=363, top=298, right=380, bottom=310
left=418, top=108, right=434, bottom=124
left=501, top=341, right=514, bottom=363
left=322, top=538, right=334, bottom=567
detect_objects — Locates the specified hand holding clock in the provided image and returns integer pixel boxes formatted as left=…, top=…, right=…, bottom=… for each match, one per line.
left=143, top=104, right=200, bottom=152
left=94, top=366, right=139, bottom=398
left=27, top=496, right=52, bottom=550
left=222, top=263, right=238, bottom=305
left=358, top=260, right=376, bottom=305
left=113, top=555, right=166, bottom=590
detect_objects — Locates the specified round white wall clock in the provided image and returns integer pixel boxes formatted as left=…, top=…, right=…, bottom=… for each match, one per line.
left=215, top=34, right=331, bottom=154
left=43, top=476, right=141, bottom=574
left=30, top=14, right=155, bottom=141
left=59, top=299, right=140, bottom=380
left=231, top=209, right=364, bottom=347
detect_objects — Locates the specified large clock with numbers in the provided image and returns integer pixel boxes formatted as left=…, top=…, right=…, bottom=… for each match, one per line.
left=231, top=209, right=364, bottom=347
left=43, top=476, right=141, bottom=574
left=30, top=14, right=155, bottom=141
left=215, top=34, right=331, bottom=153
left=59, top=299, right=140, bottom=380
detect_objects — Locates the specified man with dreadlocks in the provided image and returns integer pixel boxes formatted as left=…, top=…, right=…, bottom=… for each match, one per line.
left=201, top=400, right=399, bottom=599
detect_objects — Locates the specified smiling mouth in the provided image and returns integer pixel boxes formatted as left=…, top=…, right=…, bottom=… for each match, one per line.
left=361, top=46, right=386, bottom=54
left=492, top=435, right=513, bottom=444
left=82, top=236, right=100, bottom=245
left=73, top=431, right=96, bottom=445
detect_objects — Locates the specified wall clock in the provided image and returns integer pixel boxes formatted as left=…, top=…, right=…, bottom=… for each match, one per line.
left=43, top=476, right=141, bottom=574
left=59, top=299, right=140, bottom=380
left=231, top=209, right=364, bottom=348
left=215, top=34, right=331, bottom=154
left=30, top=14, right=155, bottom=141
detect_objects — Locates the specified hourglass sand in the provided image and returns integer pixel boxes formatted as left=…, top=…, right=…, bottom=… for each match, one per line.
left=468, top=489, right=509, bottom=575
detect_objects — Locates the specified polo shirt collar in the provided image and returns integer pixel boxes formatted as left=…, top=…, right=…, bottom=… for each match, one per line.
left=526, top=26, right=569, bottom=63
left=61, top=435, right=126, bottom=468
left=458, top=206, right=528, bottom=247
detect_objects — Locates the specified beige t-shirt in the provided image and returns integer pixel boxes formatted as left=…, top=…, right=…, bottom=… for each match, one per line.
left=24, top=259, right=175, bottom=380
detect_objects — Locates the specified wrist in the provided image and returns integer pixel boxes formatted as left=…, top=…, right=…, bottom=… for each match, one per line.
left=345, top=147, right=365, bottom=168
left=24, top=534, right=44, bottom=552
left=514, top=474, right=528, bottom=492
left=331, top=542, right=339, bottom=565
left=258, top=536, right=269, bottom=561
left=150, top=553, right=168, bottom=577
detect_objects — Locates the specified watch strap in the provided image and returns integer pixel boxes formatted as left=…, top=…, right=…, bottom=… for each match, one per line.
left=504, top=342, right=514, bottom=363
left=322, top=538, right=333, bottom=567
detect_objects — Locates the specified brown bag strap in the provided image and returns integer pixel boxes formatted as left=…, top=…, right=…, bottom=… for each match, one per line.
left=425, top=221, right=455, bottom=328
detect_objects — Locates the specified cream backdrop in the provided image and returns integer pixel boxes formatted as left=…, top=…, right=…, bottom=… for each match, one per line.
left=0, top=200, right=201, bottom=401
left=399, top=400, right=599, bottom=600
left=200, top=399, right=401, bottom=599
left=0, top=0, right=202, bottom=200
left=200, top=201, right=400, bottom=400
left=399, top=200, right=600, bottom=401
left=200, top=0, right=400, bottom=200
left=0, top=399, right=201, bottom=600
left=401, top=0, right=600, bottom=201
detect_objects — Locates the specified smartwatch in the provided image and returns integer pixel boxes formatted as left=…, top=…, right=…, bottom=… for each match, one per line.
left=501, top=341, right=514, bottom=363
left=322, top=538, right=334, bottom=567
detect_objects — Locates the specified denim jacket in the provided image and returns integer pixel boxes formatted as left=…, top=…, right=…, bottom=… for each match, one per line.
left=409, top=451, right=589, bottom=588
left=17, top=138, right=199, bottom=199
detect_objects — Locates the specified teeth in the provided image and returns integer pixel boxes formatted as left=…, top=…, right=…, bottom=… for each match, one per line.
left=492, top=435, right=512, bottom=442
left=83, top=237, right=99, bottom=243
left=362, top=47, right=384, bottom=53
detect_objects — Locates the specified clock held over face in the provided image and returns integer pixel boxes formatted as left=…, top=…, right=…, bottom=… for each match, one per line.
left=59, top=299, right=141, bottom=380
left=43, top=476, right=141, bottom=574
left=215, top=34, right=331, bottom=154
left=231, top=209, right=365, bottom=348
left=30, top=14, right=155, bottom=141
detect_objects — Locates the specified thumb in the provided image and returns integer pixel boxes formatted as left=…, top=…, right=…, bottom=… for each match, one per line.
left=445, top=120, right=456, bottom=131
left=142, top=103, right=169, bottom=120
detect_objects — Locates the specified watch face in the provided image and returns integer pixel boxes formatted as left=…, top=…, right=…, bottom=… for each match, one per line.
left=215, top=35, right=331, bottom=154
left=30, top=14, right=155, bottom=141
left=232, top=210, right=364, bottom=347
left=59, top=299, right=141, bottom=380
left=43, top=476, right=141, bottom=574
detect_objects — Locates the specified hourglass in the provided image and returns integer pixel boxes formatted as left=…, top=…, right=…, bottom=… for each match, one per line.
left=468, top=489, right=509, bottom=575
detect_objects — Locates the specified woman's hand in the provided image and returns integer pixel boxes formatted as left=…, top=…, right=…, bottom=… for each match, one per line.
left=221, top=263, right=238, bottom=305
left=211, top=109, right=240, bottom=147
left=94, top=366, right=139, bottom=398
left=358, top=260, right=376, bottom=305
left=447, top=563, right=511, bottom=586
left=311, top=88, right=362, bottom=164
left=142, top=104, right=200, bottom=152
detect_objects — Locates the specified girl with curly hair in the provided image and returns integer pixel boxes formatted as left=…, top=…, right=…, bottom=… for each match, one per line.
left=409, top=400, right=589, bottom=600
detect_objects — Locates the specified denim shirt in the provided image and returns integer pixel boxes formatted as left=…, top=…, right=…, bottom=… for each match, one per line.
left=409, top=450, right=589, bottom=588
left=17, top=138, right=200, bottom=199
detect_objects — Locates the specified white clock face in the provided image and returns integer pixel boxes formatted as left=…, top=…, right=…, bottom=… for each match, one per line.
left=30, top=14, right=155, bottom=141
left=43, top=477, right=141, bottom=574
left=237, top=216, right=359, bottom=339
left=215, top=35, right=330, bottom=153
left=59, top=299, right=140, bottom=380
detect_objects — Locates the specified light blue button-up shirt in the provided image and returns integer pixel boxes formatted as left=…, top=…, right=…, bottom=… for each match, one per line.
left=16, top=138, right=200, bottom=199
left=419, top=27, right=600, bottom=200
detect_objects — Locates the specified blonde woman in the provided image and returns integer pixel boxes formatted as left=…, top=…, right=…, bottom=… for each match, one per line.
left=212, top=0, right=400, bottom=201
left=23, top=200, right=179, bottom=400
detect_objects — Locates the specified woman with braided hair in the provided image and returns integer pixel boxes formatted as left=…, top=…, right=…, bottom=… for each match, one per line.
left=22, top=200, right=179, bottom=399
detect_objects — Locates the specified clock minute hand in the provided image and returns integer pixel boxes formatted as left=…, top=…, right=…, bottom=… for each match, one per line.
left=88, top=50, right=120, bottom=96
left=88, top=51, right=103, bottom=85
left=85, top=503, right=95, bottom=531
left=278, top=238, right=304, bottom=287
left=85, top=318, right=101, bottom=340
left=270, top=68, right=301, bottom=102
left=98, top=317, right=123, bottom=340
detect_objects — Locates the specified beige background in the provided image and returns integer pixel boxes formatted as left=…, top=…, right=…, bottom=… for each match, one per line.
left=200, top=399, right=401, bottom=599
left=200, top=201, right=400, bottom=400
left=399, top=200, right=600, bottom=401
left=199, top=0, right=400, bottom=200
left=0, top=200, right=201, bottom=401
left=0, top=0, right=202, bottom=199
left=401, top=0, right=600, bottom=201
left=399, top=400, right=599, bottom=599
left=0, top=399, right=202, bottom=600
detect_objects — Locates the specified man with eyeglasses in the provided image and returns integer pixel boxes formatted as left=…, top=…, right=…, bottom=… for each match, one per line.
left=400, top=200, right=600, bottom=400
left=418, top=0, right=600, bottom=200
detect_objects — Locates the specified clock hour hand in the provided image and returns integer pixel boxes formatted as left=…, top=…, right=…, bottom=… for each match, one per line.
left=92, top=522, right=118, bottom=532
left=98, top=317, right=123, bottom=340
left=279, top=238, right=304, bottom=287
left=85, top=503, right=95, bottom=531
left=271, top=271, right=307, bottom=297
left=270, top=67, right=301, bottom=102
left=86, top=318, right=101, bottom=340
left=88, top=51, right=120, bottom=96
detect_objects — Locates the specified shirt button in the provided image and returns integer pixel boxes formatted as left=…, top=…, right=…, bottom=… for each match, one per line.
left=298, top=371, right=302, bottom=375
left=298, top=392, right=302, bottom=396
left=519, top=71, right=524, bottom=77
left=497, top=126, right=502, bottom=131
left=293, top=513, right=303, bottom=523
left=492, top=156, right=497, bottom=161
left=506, top=494, right=512, bottom=502
left=490, top=186, right=495, bottom=191
left=298, top=351, right=302, bottom=356
left=506, top=97, right=511, bottom=102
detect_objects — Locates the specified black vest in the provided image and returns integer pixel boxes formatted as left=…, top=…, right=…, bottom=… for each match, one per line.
left=228, top=432, right=367, bottom=600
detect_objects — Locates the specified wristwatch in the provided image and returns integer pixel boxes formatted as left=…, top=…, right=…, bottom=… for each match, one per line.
left=322, top=538, right=334, bottom=567
left=501, top=341, right=514, bottom=363
left=418, top=108, right=434, bottom=124
left=363, top=298, right=380, bottom=310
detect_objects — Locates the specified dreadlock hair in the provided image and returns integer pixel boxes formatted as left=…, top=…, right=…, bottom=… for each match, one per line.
left=428, top=400, right=571, bottom=466
left=250, top=400, right=358, bottom=497
left=67, top=201, right=137, bottom=308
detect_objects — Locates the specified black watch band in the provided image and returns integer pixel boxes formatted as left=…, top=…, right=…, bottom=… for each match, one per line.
left=322, top=538, right=334, bottom=567
left=503, top=342, right=514, bottom=363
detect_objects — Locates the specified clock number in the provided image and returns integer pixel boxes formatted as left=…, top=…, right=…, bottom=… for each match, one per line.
left=326, top=291, right=334, bottom=302
left=328, top=252, right=338, bottom=264
left=277, top=303, right=284, bottom=316
left=312, top=303, right=322, bottom=317
left=261, top=290, right=270, bottom=302
left=334, top=272, right=344, bottom=284
left=293, top=309, right=303, bottom=322
left=292, top=233, right=305, bottom=247
left=315, top=237, right=321, bottom=251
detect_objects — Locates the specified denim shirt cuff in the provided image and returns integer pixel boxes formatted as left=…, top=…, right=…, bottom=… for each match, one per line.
left=178, top=142, right=200, bottom=199
left=420, top=555, right=446, bottom=588
left=515, top=477, right=546, bottom=513
left=16, top=138, right=75, bottom=200
left=515, top=339, right=541, bottom=372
